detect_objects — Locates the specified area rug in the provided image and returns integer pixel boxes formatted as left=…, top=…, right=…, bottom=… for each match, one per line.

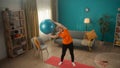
left=45, top=56, right=94, bottom=68
left=94, top=53, right=120, bottom=68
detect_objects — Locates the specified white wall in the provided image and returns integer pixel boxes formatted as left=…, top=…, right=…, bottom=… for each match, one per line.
left=0, top=0, right=22, bottom=60
left=0, top=0, right=22, bottom=11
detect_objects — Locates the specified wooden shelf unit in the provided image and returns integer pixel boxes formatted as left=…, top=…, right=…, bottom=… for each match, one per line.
left=113, top=13, right=120, bottom=47
left=2, top=8, right=28, bottom=57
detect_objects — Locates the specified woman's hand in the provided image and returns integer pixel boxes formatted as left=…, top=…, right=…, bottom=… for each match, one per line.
left=51, top=19, right=67, bottom=29
left=48, top=33, right=58, bottom=38
left=48, top=33, right=52, bottom=37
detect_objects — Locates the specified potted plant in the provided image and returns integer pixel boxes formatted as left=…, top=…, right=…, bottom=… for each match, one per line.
left=99, top=15, right=111, bottom=44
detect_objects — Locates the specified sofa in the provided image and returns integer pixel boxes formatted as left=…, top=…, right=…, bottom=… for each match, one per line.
left=54, top=30, right=96, bottom=51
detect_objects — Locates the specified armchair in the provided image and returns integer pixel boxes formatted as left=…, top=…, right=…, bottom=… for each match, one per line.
left=31, top=37, right=49, bottom=60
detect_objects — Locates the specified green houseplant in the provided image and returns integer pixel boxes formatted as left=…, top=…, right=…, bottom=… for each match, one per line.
left=99, top=15, right=111, bottom=41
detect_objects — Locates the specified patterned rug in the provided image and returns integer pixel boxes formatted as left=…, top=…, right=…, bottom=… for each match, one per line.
left=94, top=53, right=120, bottom=68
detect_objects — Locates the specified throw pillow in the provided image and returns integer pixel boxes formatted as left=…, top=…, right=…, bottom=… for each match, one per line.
left=81, top=39, right=91, bottom=46
left=33, top=37, right=40, bottom=49
left=85, top=30, right=97, bottom=40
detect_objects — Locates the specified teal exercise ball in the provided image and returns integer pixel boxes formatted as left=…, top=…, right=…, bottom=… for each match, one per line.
left=40, top=19, right=55, bottom=34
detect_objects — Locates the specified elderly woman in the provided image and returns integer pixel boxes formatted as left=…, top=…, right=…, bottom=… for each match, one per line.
left=48, top=21, right=75, bottom=67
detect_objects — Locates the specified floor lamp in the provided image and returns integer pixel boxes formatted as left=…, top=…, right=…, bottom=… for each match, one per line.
left=84, top=18, right=90, bottom=31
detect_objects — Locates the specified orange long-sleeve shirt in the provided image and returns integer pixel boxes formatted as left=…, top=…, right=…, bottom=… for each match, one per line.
left=58, top=29, right=73, bottom=45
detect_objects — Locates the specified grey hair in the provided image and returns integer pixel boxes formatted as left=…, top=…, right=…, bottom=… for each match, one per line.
left=55, top=26, right=63, bottom=32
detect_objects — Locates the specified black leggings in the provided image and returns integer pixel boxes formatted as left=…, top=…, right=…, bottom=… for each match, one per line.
left=61, top=42, right=74, bottom=62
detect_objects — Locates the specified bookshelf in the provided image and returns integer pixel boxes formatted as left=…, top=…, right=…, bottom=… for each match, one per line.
left=113, top=13, right=120, bottom=47
left=2, top=8, right=28, bottom=57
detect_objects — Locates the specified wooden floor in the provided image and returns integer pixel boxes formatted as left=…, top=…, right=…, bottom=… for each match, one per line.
left=0, top=40, right=120, bottom=68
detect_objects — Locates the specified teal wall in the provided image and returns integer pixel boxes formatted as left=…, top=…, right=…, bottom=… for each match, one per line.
left=58, top=0, right=120, bottom=42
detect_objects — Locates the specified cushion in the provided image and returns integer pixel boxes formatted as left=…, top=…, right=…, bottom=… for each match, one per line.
left=33, top=37, right=40, bottom=49
left=81, top=39, right=91, bottom=46
left=85, top=30, right=97, bottom=40
left=38, top=37, right=44, bottom=45
left=69, top=31, right=85, bottom=39
left=73, top=39, right=82, bottom=46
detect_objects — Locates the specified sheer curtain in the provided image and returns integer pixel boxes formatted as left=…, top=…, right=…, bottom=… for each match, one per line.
left=36, top=0, right=58, bottom=41
left=36, top=0, right=52, bottom=41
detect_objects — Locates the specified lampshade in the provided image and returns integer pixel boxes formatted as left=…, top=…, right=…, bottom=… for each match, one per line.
left=84, top=18, right=90, bottom=24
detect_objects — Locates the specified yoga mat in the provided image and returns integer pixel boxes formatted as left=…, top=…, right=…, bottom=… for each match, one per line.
left=45, top=56, right=94, bottom=68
